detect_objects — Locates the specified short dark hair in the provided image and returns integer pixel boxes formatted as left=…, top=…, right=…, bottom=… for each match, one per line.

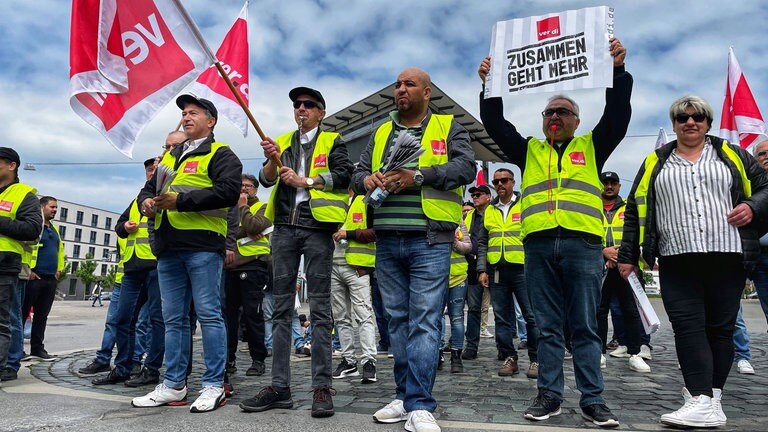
left=39, top=196, right=57, bottom=206
left=494, top=168, right=514, bottom=179
left=242, top=173, right=257, bottom=186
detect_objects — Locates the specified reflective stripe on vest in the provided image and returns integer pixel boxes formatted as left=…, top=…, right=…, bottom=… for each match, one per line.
left=484, top=202, right=524, bottom=265
left=236, top=201, right=271, bottom=257
left=115, top=236, right=127, bottom=284
left=0, top=183, right=38, bottom=255
left=520, top=133, right=604, bottom=239
left=343, top=195, right=375, bottom=267
left=603, top=207, right=626, bottom=247
left=155, top=142, right=229, bottom=236
left=372, top=114, right=463, bottom=224
left=635, top=140, right=750, bottom=245
left=266, top=131, right=348, bottom=223
left=124, top=199, right=156, bottom=261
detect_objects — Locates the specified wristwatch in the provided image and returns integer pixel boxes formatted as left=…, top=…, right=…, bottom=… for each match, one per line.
left=413, top=170, right=424, bottom=187
left=305, top=177, right=315, bottom=187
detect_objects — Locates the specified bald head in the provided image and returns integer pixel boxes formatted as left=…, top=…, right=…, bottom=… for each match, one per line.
left=165, top=131, right=187, bottom=152
left=394, top=67, right=432, bottom=125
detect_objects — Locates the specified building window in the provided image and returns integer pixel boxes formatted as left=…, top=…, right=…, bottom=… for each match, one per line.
left=60, top=207, right=69, bottom=222
left=89, top=231, right=97, bottom=244
left=68, top=279, right=77, bottom=296
left=102, top=248, right=109, bottom=259
left=101, top=264, right=108, bottom=276
left=88, top=246, right=95, bottom=257
left=91, top=214, right=99, bottom=227
left=73, top=245, right=80, bottom=258
left=72, top=261, right=79, bottom=273
left=74, top=228, right=82, bottom=242
left=105, top=217, right=112, bottom=230
left=104, top=233, right=111, bottom=246
left=76, top=211, right=84, bottom=225
left=59, top=225, right=66, bottom=240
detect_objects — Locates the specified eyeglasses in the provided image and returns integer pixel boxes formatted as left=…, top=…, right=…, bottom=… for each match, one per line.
left=470, top=193, right=485, bottom=199
left=242, top=184, right=255, bottom=189
left=542, top=108, right=576, bottom=118
left=757, top=151, right=768, bottom=158
left=492, top=178, right=513, bottom=186
left=162, top=143, right=183, bottom=150
left=674, top=113, right=707, bottom=123
left=293, top=100, right=321, bottom=109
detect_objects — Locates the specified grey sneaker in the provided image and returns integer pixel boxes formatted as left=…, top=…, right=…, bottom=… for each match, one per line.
left=361, top=360, right=377, bottom=383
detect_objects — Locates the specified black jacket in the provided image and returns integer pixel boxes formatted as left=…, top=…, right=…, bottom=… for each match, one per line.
left=617, top=136, right=768, bottom=272
left=137, top=134, right=242, bottom=255
left=0, top=181, right=43, bottom=275
left=259, top=130, right=351, bottom=231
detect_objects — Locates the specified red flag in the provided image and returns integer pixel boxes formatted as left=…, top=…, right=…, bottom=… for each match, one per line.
left=69, top=0, right=216, bottom=157
left=475, top=164, right=486, bottom=186
left=719, top=47, right=768, bottom=151
left=654, top=127, right=668, bottom=149
left=187, top=2, right=249, bottom=137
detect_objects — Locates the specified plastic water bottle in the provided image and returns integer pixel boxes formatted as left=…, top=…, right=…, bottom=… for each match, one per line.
left=338, top=239, right=349, bottom=249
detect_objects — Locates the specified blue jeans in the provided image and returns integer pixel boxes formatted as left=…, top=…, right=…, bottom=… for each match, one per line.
left=525, top=236, right=605, bottom=407
left=514, top=295, right=527, bottom=341
left=95, top=282, right=121, bottom=365
left=157, top=251, right=225, bottom=389
left=489, top=266, right=538, bottom=361
left=464, top=283, right=483, bottom=351
left=371, top=275, right=390, bottom=350
left=609, top=291, right=652, bottom=346
left=750, top=252, right=768, bottom=325
left=442, top=281, right=467, bottom=349
left=270, top=225, right=334, bottom=390
left=263, top=289, right=273, bottom=349
left=133, top=303, right=151, bottom=363
left=114, top=269, right=164, bottom=377
left=733, top=304, right=750, bottom=361
left=6, top=279, right=27, bottom=372
left=377, top=234, right=450, bottom=413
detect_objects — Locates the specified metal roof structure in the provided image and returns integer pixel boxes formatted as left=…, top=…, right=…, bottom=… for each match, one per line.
left=321, top=82, right=509, bottom=163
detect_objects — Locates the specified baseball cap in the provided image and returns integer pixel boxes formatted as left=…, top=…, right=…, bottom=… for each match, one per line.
left=0, top=147, right=20, bottom=166
left=175, top=94, right=218, bottom=120
left=289, top=87, right=326, bottom=109
left=468, top=185, right=492, bottom=195
left=600, top=171, right=620, bottom=182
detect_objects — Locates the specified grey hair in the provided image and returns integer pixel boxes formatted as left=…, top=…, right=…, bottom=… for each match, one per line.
left=669, top=95, right=713, bottom=130
left=547, top=94, right=580, bottom=116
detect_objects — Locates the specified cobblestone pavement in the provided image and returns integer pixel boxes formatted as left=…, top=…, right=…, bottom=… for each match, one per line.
left=27, top=299, right=768, bottom=431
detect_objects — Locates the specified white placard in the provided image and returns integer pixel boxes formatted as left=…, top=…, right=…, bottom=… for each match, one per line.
left=628, top=272, right=661, bottom=334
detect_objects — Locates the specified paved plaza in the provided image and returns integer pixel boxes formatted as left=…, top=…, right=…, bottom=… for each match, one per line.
left=2, top=298, right=768, bottom=431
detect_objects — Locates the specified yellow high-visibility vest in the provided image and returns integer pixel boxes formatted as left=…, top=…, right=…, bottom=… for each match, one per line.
left=0, top=183, right=37, bottom=256
left=484, top=201, right=524, bottom=265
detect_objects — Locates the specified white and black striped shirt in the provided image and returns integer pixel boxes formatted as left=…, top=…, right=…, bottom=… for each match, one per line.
left=654, top=141, right=742, bottom=256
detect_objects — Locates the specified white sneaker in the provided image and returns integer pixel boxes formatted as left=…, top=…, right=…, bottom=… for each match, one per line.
left=600, top=354, right=607, bottom=369
left=628, top=355, right=651, bottom=373
left=373, top=399, right=408, bottom=424
left=609, top=345, right=629, bottom=358
left=132, top=383, right=187, bottom=407
left=480, top=329, right=494, bottom=338
left=660, top=388, right=724, bottom=427
left=639, top=344, right=653, bottom=360
left=190, top=386, right=226, bottom=413
left=737, top=359, right=755, bottom=374
left=712, top=388, right=727, bottom=425
left=405, top=410, right=441, bottom=432
left=563, top=349, right=573, bottom=360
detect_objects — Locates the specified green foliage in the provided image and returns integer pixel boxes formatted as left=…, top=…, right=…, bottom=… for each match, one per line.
left=75, top=253, right=99, bottom=299
left=99, top=265, right=118, bottom=290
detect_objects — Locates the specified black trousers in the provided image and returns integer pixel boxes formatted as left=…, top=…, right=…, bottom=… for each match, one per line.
left=224, top=263, right=269, bottom=363
left=22, top=275, right=58, bottom=353
left=597, top=267, right=642, bottom=355
left=659, top=253, right=745, bottom=397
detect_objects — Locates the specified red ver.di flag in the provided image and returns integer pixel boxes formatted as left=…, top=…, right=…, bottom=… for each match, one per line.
left=719, top=47, right=768, bottom=152
left=69, top=0, right=216, bottom=157
left=484, top=6, right=614, bottom=97
left=187, top=1, right=250, bottom=137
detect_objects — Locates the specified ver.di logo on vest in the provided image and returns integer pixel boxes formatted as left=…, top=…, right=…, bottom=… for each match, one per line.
left=431, top=140, right=446, bottom=155
left=569, top=152, right=586, bottom=166
left=313, top=154, right=327, bottom=168
left=0, top=200, right=13, bottom=212
left=352, top=212, right=363, bottom=223
left=184, top=161, right=199, bottom=173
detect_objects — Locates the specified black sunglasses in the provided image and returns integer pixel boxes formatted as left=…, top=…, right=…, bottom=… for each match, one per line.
left=293, top=100, right=321, bottom=109
left=542, top=108, right=576, bottom=118
left=470, top=193, right=485, bottom=198
left=492, top=178, right=513, bottom=186
left=675, top=113, right=707, bottom=123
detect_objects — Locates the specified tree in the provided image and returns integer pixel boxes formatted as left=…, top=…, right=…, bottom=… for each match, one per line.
left=75, top=253, right=99, bottom=300
left=99, top=265, right=118, bottom=291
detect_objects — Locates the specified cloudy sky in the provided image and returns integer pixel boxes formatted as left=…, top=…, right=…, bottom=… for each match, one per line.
left=2, top=0, right=767, bottom=212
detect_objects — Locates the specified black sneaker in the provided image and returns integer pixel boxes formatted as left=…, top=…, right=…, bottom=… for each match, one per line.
left=124, top=368, right=160, bottom=387
left=461, top=349, right=477, bottom=360
left=92, top=369, right=129, bottom=386
left=332, top=358, right=359, bottom=378
left=246, top=360, right=266, bottom=376
left=130, top=362, right=142, bottom=378
left=78, top=360, right=111, bottom=376
left=581, top=403, right=619, bottom=427
left=240, top=386, right=293, bottom=412
left=294, top=347, right=311, bottom=357
left=226, top=360, right=237, bottom=375
left=524, top=394, right=562, bottom=421
left=29, top=350, right=56, bottom=362
left=0, top=367, right=18, bottom=381
left=311, top=387, right=335, bottom=418
left=361, top=361, right=377, bottom=383
left=518, top=340, right=528, bottom=350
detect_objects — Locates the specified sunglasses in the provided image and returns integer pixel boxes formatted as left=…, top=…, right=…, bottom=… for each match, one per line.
left=293, top=100, right=321, bottom=109
left=470, top=193, right=485, bottom=199
left=492, top=177, right=513, bottom=186
left=542, top=108, right=576, bottom=118
left=674, top=113, right=707, bottom=123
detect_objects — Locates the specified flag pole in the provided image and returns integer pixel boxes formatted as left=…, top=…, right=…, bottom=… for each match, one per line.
left=172, top=0, right=282, bottom=168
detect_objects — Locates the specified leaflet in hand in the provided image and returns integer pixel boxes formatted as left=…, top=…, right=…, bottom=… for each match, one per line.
left=364, top=132, right=424, bottom=207
left=155, top=163, right=177, bottom=196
